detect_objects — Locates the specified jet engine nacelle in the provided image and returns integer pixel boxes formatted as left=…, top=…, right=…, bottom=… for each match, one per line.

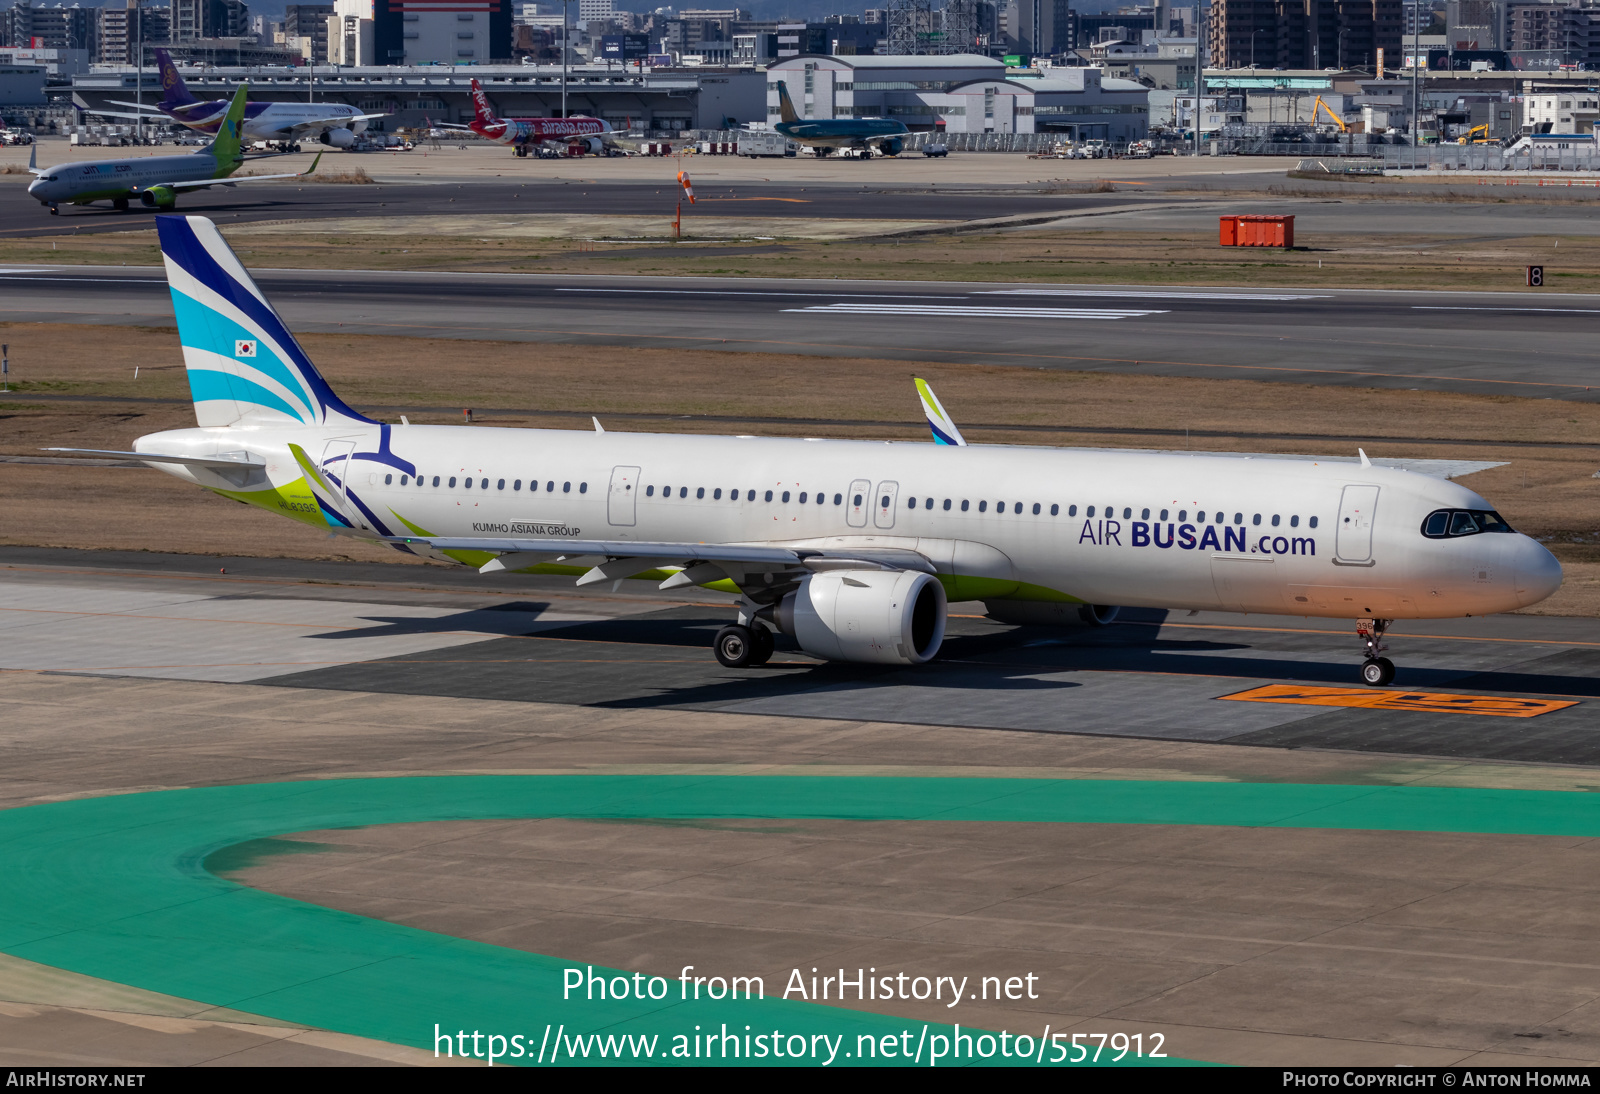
left=138, top=186, right=176, bottom=208
left=321, top=127, right=356, bottom=148
left=879, top=137, right=904, bottom=156
left=575, top=136, right=606, bottom=155
left=777, top=569, right=946, bottom=665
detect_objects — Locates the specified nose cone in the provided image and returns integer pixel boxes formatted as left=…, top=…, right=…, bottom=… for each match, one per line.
left=1515, top=536, right=1563, bottom=608
left=26, top=177, right=41, bottom=195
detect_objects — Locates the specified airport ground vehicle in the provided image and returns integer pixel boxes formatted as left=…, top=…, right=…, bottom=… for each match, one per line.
left=923, top=143, right=949, bottom=158
left=51, top=214, right=1564, bottom=687
left=737, top=131, right=797, bottom=157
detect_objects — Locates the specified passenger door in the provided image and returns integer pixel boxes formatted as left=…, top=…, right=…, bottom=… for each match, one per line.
left=608, top=465, right=639, bottom=527
left=1336, top=485, right=1380, bottom=564
left=845, top=478, right=871, bottom=528
left=320, top=439, right=356, bottom=501
left=874, top=480, right=900, bottom=529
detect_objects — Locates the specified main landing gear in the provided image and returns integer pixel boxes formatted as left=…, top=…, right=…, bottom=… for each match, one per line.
left=713, top=623, right=775, bottom=668
left=1357, top=617, right=1395, bottom=686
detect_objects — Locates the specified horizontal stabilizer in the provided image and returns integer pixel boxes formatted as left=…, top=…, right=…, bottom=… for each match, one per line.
left=42, top=447, right=264, bottom=469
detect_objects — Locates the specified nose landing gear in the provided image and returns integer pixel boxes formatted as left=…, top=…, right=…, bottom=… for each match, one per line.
left=1357, top=617, right=1395, bottom=686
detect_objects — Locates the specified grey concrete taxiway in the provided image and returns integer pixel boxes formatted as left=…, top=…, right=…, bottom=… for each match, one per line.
left=8, top=547, right=1600, bottom=1067
left=6, top=266, right=1600, bottom=398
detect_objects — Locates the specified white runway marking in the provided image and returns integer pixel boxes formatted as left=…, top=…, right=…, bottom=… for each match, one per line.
left=782, top=303, right=1169, bottom=320
left=556, top=288, right=965, bottom=299
left=1413, top=305, right=1600, bottom=314
left=980, top=289, right=1331, bottom=301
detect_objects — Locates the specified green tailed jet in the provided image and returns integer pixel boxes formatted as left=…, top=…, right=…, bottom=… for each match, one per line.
left=26, top=84, right=319, bottom=215
left=771, top=79, right=909, bottom=158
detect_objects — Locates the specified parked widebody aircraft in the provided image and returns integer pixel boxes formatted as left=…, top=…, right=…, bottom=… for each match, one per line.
left=49, top=215, right=1561, bottom=685
left=94, top=48, right=386, bottom=150
left=771, top=80, right=909, bottom=157
left=451, top=79, right=615, bottom=157
left=26, top=86, right=317, bottom=214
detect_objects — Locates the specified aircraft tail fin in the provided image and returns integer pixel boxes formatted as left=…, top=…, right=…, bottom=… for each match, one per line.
left=774, top=80, right=800, bottom=125
left=915, top=377, right=966, bottom=446
left=153, top=48, right=198, bottom=110
left=469, top=78, right=498, bottom=126
left=204, top=83, right=248, bottom=166
left=156, top=214, right=374, bottom=429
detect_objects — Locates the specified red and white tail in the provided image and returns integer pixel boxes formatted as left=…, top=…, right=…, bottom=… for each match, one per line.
left=469, top=79, right=497, bottom=126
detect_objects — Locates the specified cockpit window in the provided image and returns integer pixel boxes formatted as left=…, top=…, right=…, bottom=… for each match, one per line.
left=1421, top=509, right=1515, bottom=539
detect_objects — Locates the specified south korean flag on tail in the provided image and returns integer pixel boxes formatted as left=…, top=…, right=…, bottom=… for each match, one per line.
left=235, top=339, right=257, bottom=358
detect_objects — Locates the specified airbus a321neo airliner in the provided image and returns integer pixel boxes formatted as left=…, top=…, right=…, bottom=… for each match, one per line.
left=52, top=216, right=1562, bottom=686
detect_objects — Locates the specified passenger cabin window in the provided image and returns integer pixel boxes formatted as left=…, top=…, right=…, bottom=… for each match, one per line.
left=514, top=480, right=522, bottom=491
left=1290, top=515, right=1299, bottom=527
left=1033, top=503, right=1041, bottom=515
left=1050, top=504, right=1059, bottom=516
left=433, top=476, right=441, bottom=487
left=449, top=476, right=457, bottom=487
left=646, top=486, right=655, bottom=496
left=1087, top=506, right=1096, bottom=518
left=698, top=488, right=705, bottom=498
left=1141, top=508, right=1150, bottom=520
left=1068, top=505, right=1077, bottom=516
left=961, top=500, right=970, bottom=512
left=766, top=490, right=775, bottom=502
left=563, top=482, right=571, bottom=493
left=782, top=491, right=791, bottom=503
left=1309, top=516, right=1319, bottom=529
left=1270, top=514, right=1279, bottom=526
left=580, top=483, right=588, bottom=494
left=679, top=487, right=687, bottom=498
left=979, top=501, right=988, bottom=513
left=385, top=474, right=393, bottom=485
left=497, top=479, right=505, bottom=490
left=1160, top=509, right=1169, bottom=520
left=1422, top=509, right=1515, bottom=539
left=464, top=477, right=473, bottom=489
left=925, top=498, right=933, bottom=510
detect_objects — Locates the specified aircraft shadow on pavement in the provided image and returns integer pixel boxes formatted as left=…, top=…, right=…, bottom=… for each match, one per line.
left=304, top=601, right=561, bottom=640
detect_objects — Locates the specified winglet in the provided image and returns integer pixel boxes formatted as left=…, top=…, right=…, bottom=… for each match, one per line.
left=915, top=377, right=966, bottom=446
left=1358, top=447, right=1371, bottom=468
left=302, top=151, right=323, bottom=177
left=593, top=416, right=605, bottom=433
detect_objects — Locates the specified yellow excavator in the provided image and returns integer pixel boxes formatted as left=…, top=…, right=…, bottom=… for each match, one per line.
left=1457, top=123, right=1491, bottom=144
left=1312, top=95, right=1348, bottom=132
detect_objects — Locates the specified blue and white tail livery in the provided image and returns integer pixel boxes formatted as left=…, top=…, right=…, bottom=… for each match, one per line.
left=156, top=214, right=371, bottom=429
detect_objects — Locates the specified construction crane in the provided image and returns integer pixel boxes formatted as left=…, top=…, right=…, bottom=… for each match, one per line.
left=1311, top=95, right=1348, bottom=132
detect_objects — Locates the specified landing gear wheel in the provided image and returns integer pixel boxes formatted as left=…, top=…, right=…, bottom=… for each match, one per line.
left=49, top=204, right=59, bottom=216
left=714, top=624, right=757, bottom=668
left=748, top=625, right=775, bottom=666
left=112, top=198, right=129, bottom=211
left=1361, top=657, right=1395, bottom=687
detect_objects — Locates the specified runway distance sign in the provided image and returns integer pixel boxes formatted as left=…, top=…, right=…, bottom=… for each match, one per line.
left=1219, top=684, right=1576, bottom=718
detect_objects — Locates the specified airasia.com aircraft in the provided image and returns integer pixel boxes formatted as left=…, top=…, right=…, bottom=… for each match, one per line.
left=455, top=79, right=615, bottom=156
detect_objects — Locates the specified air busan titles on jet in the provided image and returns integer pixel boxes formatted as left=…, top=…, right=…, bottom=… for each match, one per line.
left=772, top=80, right=908, bottom=158
left=450, top=79, right=615, bottom=157
left=92, top=48, right=385, bottom=151
left=46, top=215, right=1561, bottom=687
left=25, top=85, right=319, bottom=214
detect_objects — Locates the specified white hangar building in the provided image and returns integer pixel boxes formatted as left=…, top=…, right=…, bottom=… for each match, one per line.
left=766, top=54, right=1150, bottom=142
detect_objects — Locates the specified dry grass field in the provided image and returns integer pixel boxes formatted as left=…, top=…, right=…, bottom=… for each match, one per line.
left=0, top=224, right=1591, bottom=292
left=3, top=321, right=1598, bottom=613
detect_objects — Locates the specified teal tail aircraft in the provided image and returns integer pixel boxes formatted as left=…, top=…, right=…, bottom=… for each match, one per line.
left=771, top=80, right=908, bottom=158
left=25, top=84, right=318, bottom=215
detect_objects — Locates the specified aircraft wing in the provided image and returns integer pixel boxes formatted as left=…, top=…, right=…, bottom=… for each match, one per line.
left=387, top=534, right=934, bottom=588
left=156, top=153, right=322, bottom=192
left=280, top=112, right=390, bottom=135
left=103, top=100, right=166, bottom=112
left=82, top=107, right=163, bottom=121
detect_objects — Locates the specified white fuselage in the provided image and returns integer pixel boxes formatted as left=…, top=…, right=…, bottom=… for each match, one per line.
left=134, top=421, right=1562, bottom=619
left=172, top=101, right=367, bottom=142
left=27, top=151, right=221, bottom=205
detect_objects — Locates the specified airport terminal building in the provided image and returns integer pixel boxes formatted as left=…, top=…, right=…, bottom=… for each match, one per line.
left=70, top=64, right=768, bottom=134
left=766, top=54, right=1150, bottom=141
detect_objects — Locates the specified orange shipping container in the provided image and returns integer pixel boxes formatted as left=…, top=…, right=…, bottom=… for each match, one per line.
left=1219, top=214, right=1294, bottom=249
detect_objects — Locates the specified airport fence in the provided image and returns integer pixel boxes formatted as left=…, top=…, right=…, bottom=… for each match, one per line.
left=1382, top=145, right=1600, bottom=171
